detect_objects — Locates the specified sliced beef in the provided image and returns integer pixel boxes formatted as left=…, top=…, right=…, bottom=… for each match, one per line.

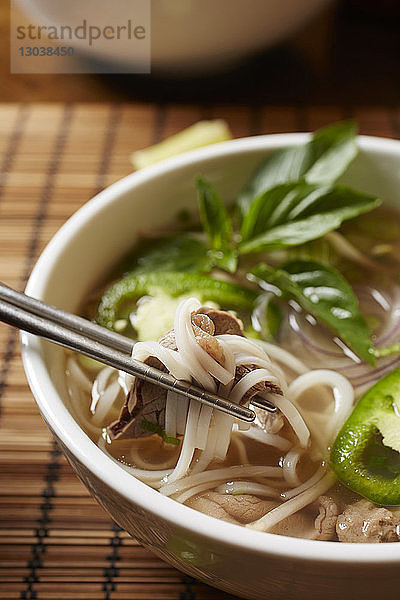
left=157, top=330, right=177, bottom=350
left=158, top=311, right=215, bottom=350
left=235, top=363, right=283, bottom=404
left=158, top=312, right=223, bottom=364
left=187, top=491, right=319, bottom=539
left=313, top=496, right=339, bottom=541
left=269, top=495, right=339, bottom=540
left=198, top=306, right=244, bottom=336
left=191, top=313, right=224, bottom=364
left=109, top=355, right=167, bottom=439
left=109, top=311, right=224, bottom=439
left=186, top=491, right=276, bottom=524
left=192, top=312, right=215, bottom=335
left=336, top=500, right=400, bottom=543
left=270, top=510, right=317, bottom=539
left=109, top=306, right=282, bottom=440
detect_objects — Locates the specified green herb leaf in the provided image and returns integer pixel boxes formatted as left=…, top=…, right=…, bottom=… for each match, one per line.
left=266, top=299, right=282, bottom=340
left=252, top=260, right=375, bottom=365
left=140, top=419, right=181, bottom=446
left=240, top=183, right=380, bottom=253
left=306, top=120, right=359, bottom=184
left=133, top=234, right=213, bottom=275
left=197, top=176, right=237, bottom=273
left=238, top=121, right=358, bottom=218
left=209, top=246, right=238, bottom=274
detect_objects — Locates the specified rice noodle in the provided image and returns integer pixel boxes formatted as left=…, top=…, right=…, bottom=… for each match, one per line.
left=73, top=296, right=358, bottom=534
left=212, top=409, right=234, bottom=460
left=173, top=481, right=221, bottom=503
left=165, top=399, right=201, bottom=483
left=246, top=471, right=336, bottom=532
left=133, top=341, right=191, bottom=380
left=255, top=340, right=309, bottom=376
left=231, top=433, right=250, bottom=464
left=237, top=418, right=251, bottom=431
left=90, top=367, right=114, bottom=413
left=216, top=334, right=270, bottom=360
left=67, top=357, right=93, bottom=393
left=216, top=335, right=288, bottom=395
left=97, top=436, right=172, bottom=487
left=267, top=393, right=310, bottom=448
left=229, top=368, right=280, bottom=405
left=217, top=337, right=236, bottom=379
left=282, top=448, right=303, bottom=487
left=118, top=371, right=134, bottom=395
left=174, top=298, right=215, bottom=390
left=91, top=380, right=121, bottom=425
left=234, top=353, right=288, bottom=394
left=159, top=465, right=284, bottom=497
left=215, top=480, right=281, bottom=499
left=281, top=466, right=326, bottom=500
left=66, top=372, right=101, bottom=436
left=190, top=428, right=217, bottom=475
left=239, top=426, right=292, bottom=453
left=164, top=390, right=178, bottom=438
left=195, top=405, right=213, bottom=450
left=175, top=298, right=234, bottom=389
left=176, top=395, right=189, bottom=435
left=289, top=370, right=354, bottom=444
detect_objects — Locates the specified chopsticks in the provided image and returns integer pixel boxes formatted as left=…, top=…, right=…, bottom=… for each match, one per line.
left=0, top=282, right=276, bottom=422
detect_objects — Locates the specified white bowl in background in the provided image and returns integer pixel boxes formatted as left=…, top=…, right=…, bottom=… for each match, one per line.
left=22, top=134, right=400, bottom=600
left=21, top=0, right=328, bottom=74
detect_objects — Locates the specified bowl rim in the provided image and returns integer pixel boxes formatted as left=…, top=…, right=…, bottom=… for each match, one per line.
left=22, top=132, right=400, bottom=564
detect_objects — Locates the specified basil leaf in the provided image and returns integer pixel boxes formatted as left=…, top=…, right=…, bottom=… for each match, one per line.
left=210, top=246, right=238, bottom=274
left=306, top=120, right=358, bottom=184
left=197, top=176, right=237, bottom=273
left=240, top=184, right=380, bottom=253
left=266, top=300, right=282, bottom=339
left=132, top=234, right=213, bottom=274
left=238, top=121, right=358, bottom=218
left=252, top=260, right=375, bottom=365
left=141, top=420, right=180, bottom=446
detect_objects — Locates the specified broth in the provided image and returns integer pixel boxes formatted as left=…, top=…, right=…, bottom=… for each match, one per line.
left=66, top=189, right=400, bottom=542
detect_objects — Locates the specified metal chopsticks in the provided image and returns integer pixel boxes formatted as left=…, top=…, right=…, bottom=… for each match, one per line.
left=0, top=282, right=267, bottom=421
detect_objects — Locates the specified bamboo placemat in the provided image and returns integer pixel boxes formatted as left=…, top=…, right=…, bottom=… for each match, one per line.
left=0, top=103, right=399, bottom=600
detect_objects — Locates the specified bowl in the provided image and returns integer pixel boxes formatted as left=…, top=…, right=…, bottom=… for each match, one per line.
left=22, top=134, right=400, bottom=600
left=20, top=0, right=328, bottom=74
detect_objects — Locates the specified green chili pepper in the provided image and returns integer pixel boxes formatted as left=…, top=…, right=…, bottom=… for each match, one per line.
left=331, top=367, right=400, bottom=506
left=96, top=271, right=258, bottom=330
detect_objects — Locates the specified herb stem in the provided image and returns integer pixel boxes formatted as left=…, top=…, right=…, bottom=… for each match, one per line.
left=373, top=344, right=400, bottom=359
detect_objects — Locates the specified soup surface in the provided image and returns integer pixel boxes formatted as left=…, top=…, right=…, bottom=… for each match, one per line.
left=65, top=126, right=400, bottom=542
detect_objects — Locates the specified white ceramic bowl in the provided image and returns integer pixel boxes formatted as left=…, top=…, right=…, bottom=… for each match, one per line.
left=22, top=134, right=400, bottom=600
left=21, top=0, right=327, bottom=74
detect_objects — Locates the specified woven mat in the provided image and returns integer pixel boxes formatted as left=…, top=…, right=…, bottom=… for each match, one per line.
left=0, top=103, right=398, bottom=600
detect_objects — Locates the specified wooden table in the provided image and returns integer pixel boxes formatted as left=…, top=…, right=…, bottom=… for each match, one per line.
left=0, top=102, right=398, bottom=599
